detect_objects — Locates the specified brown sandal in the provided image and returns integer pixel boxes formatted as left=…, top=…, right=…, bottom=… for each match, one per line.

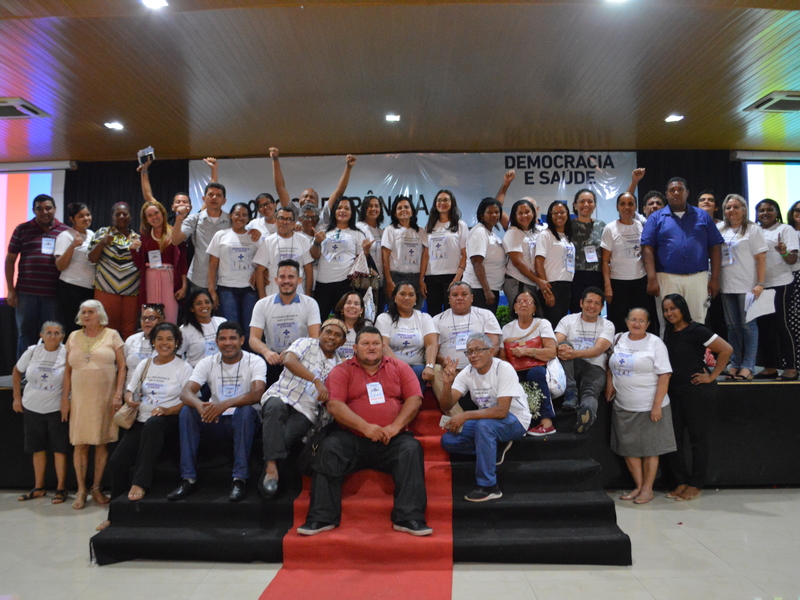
left=665, top=484, right=688, bottom=499
left=72, top=490, right=88, bottom=510
left=91, top=486, right=110, bottom=505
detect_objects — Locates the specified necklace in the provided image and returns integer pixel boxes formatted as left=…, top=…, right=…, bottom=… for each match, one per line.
left=80, top=328, right=106, bottom=362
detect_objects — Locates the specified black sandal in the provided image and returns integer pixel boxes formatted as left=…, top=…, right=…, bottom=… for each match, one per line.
left=18, top=488, right=46, bottom=501
left=51, top=489, right=68, bottom=504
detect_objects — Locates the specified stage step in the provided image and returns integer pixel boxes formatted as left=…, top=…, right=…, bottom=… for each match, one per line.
left=450, top=458, right=604, bottom=493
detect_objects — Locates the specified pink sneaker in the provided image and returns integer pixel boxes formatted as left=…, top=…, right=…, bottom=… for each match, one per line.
left=527, top=424, right=556, bottom=437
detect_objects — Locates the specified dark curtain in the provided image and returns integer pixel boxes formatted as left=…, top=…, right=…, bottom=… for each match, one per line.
left=64, top=159, right=189, bottom=231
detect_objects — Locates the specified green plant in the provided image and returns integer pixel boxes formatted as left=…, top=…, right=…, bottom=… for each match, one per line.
left=521, top=381, right=543, bottom=421
left=495, top=305, right=512, bottom=328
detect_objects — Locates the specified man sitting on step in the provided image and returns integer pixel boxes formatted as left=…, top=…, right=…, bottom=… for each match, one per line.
left=297, top=326, right=432, bottom=537
left=554, top=287, right=615, bottom=434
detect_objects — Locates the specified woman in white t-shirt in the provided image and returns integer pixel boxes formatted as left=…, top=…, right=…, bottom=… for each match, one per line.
left=55, top=203, right=96, bottom=335
left=419, top=190, right=468, bottom=316
left=788, top=200, right=800, bottom=361
left=499, top=291, right=557, bottom=436
left=180, top=289, right=226, bottom=368
left=101, top=323, right=193, bottom=529
left=462, top=198, right=507, bottom=312
left=311, top=197, right=371, bottom=321
left=124, top=304, right=165, bottom=388
left=600, top=192, right=657, bottom=336
left=382, top=196, right=428, bottom=308
left=12, top=322, right=69, bottom=504
left=375, top=283, right=438, bottom=390
left=502, top=198, right=550, bottom=310
left=357, top=195, right=386, bottom=312
left=606, top=308, right=675, bottom=505
left=535, top=201, right=575, bottom=328
left=333, top=291, right=370, bottom=361
left=716, top=195, right=767, bottom=381
left=754, top=199, right=799, bottom=380
left=207, top=203, right=260, bottom=340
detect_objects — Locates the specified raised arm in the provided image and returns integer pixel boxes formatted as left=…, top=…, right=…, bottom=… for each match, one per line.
left=627, top=168, right=645, bottom=196
left=327, top=154, right=356, bottom=211
left=495, top=169, right=514, bottom=229
left=138, top=158, right=157, bottom=204
left=204, top=157, right=218, bottom=183
left=270, top=147, right=292, bottom=208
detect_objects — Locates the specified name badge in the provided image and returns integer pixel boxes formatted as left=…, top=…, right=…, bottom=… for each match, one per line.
left=565, top=245, right=576, bottom=274
left=721, top=241, right=736, bottom=266
left=367, top=382, right=385, bottom=405
left=584, top=245, right=598, bottom=263
left=148, top=250, right=163, bottom=268
left=41, top=237, right=55, bottom=255
left=204, top=338, right=218, bottom=356
left=454, top=330, right=469, bottom=351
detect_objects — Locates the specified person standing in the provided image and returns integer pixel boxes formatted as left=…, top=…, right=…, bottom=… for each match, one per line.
left=569, top=189, right=606, bottom=314
left=54, top=203, right=96, bottom=336
left=253, top=205, right=314, bottom=297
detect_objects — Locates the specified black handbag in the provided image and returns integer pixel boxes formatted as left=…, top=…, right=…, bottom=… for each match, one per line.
left=294, top=422, right=335, bottom=477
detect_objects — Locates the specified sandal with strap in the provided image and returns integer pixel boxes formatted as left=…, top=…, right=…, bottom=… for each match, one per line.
left=91, top=486, right=110, bottom=505
left=18, top=488, right=46, bottom=501
left=51, top=489, right=68, bottom=504
left=72, top=490, right=88, bottom=510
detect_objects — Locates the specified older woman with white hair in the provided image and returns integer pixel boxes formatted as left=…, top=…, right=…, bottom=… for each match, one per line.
left=61, top=299, right=126, bottom=509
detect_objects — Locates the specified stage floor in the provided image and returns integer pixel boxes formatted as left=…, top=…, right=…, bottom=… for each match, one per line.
left=1, top=487, right=799, bottom=599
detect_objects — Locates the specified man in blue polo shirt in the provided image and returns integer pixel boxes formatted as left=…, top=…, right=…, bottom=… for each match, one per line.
left=641, top=177, right=724, bottom=332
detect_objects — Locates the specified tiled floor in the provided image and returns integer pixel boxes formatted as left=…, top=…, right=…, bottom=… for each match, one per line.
left=1, top=488, right=798, bottom=599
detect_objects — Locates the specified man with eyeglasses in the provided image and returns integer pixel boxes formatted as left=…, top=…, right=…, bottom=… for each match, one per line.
left=253, top=206, right=314, bottom=297
left=555, top=286, right=615, bottom=433
left=439, top=333, right=531, bottom=502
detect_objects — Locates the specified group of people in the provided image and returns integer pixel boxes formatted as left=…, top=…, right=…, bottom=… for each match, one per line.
left=7, top=155, right=800, bottom=533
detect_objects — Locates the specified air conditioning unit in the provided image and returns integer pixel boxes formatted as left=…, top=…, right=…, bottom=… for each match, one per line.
left=0, top=97, right=50, bottom=119
left=744, top=91, right=800, bottom=113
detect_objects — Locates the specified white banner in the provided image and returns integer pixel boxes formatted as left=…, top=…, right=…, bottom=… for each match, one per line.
left=189, top=152, right=637, bottom=227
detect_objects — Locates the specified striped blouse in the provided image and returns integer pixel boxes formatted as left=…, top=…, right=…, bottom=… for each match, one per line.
left=90, top=227, right=140, bottom=296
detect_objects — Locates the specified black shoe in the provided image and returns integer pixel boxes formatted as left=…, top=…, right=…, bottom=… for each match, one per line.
left=229, top=479, right=247, bottom=502
left=167, top=479, right=195, bottom=501
left=575, top=406, right=594, bottom=434
left=258, top=474, right=279, bottom=499
left=393, top=520, right=433, bottom=536
left=297, top=521, right=337, bottom=536
left=561, top=391, right=579, bottom=412
left=465, top=485, right=503, bottom=502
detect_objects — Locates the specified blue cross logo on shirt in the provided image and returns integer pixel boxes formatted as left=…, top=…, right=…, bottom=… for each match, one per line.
left=402, top=340, right=411, bottom=348
left=41, top=373, right=49, bottom=380
left=408, top=248, right=415, bottom=255
left=238, top=253, right=245, bottom=261
left=435, top=243, right=442, bottom=250
left=283, top=329, right=291, bottom=337
left=619, top=358, right=626, bottom=365
left=332, top=244, right=339, bottom=251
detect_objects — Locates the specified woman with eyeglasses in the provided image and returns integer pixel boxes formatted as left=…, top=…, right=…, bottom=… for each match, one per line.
left=382, top=196, right=428, bottom=308
left=535, top=201, right=575, bottom=328
left=246, top=193, right=278, bottom=238
left=124, top=304, right=165, bottom=388
left=55, top=203, right=96, bottom=336
left=462, top=198, right=507, bottom=313
left=419, top=190, right=468, bottom=316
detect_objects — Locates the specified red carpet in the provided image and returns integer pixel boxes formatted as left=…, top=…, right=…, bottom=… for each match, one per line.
left=260, top=391, right=453, bottom=600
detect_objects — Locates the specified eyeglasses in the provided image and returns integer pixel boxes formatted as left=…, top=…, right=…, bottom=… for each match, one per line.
left=515, top=300, right=534, bottom=306
left=276, top=216, right=294, bottom=222
left=141, top=315, right=160, bottom=322
left=464, top=347, right=492, bottom=357
left=627, top=318, right=648, bottom=325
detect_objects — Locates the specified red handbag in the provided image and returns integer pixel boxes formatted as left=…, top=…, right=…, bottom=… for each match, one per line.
left=504, top=337, right=546, bottom=370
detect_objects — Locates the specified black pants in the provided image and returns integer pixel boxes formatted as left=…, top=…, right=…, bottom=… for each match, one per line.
left=663, top=383, right=714, bottom=489
left=471, top=287, right=500, bottom=314
left=607, top=276, right=658, bottom=335
left=542, top=281, right=571, bottom=329
left=57, top=280, right=95, bottom=336
left=315, top=279, right=353, bottom=322
left=424, top=273, right=455, bottom=317
left=266, top=363, right=284, bottom=389
left=109, top=414, right=178, bottom=499
left=569, top=270, right=604, bottom=314
left=757, top=283, right=798, bottom=370
left=307, top=429, right=427, bottom=525
left=261, top=396, right=314, bottom=462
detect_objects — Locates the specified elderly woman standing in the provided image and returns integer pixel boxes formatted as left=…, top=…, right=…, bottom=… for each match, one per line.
left=13, top=322, right=69, bottom=504
left=88, top=202, right=140, bottom=339
left=61, top=300, right=126, bottom=509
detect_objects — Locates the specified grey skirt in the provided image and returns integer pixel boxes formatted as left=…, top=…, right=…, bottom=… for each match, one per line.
left=610, top=403, right=677, bottom=457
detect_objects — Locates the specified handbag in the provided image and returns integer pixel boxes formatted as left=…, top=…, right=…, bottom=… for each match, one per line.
left=504, top=337, right=546, bottom=370
left=348, top=251, right=381, bottom=290
left=295, top=422, right=335, bottom=477
left=545, top=357, right=567, bottom=397
left=112, top=357, right=151, bottom=429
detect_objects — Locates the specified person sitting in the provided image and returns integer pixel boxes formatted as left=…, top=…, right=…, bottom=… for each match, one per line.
left=297, top=326, right=431, bottom=537
left=439, top=334, right=531, bottom=502
left=168, top=321, right=266, bottom=502
left=258, top=319, right=347, bottom=498
left=555, top=287, right=615, bottom=433
left=332, top=291, right=369, bottom=361
left=12, top=322, right=69, bottom=504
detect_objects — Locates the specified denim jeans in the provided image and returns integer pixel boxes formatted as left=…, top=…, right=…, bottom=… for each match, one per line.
left=720, top=292, right=758, bottom=372
left=217, top=285, right=258, bottom=342
left=441, top=414, right=526, bottom=487
left=560, top=358, right=605, bottom=422
left=15, top=292, right=60, bottom=358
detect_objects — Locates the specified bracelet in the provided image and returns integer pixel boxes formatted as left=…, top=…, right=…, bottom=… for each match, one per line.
left=781, top=251, right=789, bottom=258
left=313, top=240, right=321, bottom=247
left=756, top=281, right=765, bottom=286
left=141, top=170, right=148, bottom=174
left=425, top=363, right=435, bottom=369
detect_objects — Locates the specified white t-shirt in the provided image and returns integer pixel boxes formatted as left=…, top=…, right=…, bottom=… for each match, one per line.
left=535, top=229, right=575, bottom=283
left=357, top=222, right=383, bottom=275
left=717, top=223, right=769, bottom=294
left=608, top=333, right=672, bottom=412
left=761, top=223, right=800, bottom=288
left=375, top=310, right=437, bottom=366
left=336, top=327, right=358, bottom=361
left=555, top=313, right=615, bottom=370
left=246, top=216, right=277, bottom=239
left=180, top=316, right=226, bottom=367
left=127, top=357, right=193, bottom=422
left=250, top=293, right=321, bottom=352
left=316, top=228, right=369, bottom=284
left=16, top=343, right=66, bottom=414
left=252, top=232, right=313, bottom=296
left=462, top=225, right=506, bottom=291
left=792, top=229, right=800, bottom=273
left=124, top=332, right=155, bottom=387
left=189, top=351, right=267, bottom=415
left=502, top=318, right=556, bottom=346
left=452, top=358, right=532, bottom=430
left=206, top=229, right=259, bottom=288
left=503, top=226, right=541, bottom=286
left=381, top=225, right=428, bottom=274
left=600, top=220, right=646, bottom=281
left=433, top=307, right=502, bottom=370
left=54, top=228, right=96, bottom=288
left=426, top=220, right=468, bottom=276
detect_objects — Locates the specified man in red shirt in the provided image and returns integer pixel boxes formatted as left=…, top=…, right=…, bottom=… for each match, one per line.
left=297, top=326, right=432, bottom=537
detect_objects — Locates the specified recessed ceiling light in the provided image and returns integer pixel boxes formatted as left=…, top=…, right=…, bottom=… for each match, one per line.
left=104, top=121, right=124, bottom=130
left=142, top=0, right=168, bottom=8
left=606, top=0, right=628, bottom=3
left=665, top=114, right=684, bottom=123
left=385, top=114, right=401, bottom=122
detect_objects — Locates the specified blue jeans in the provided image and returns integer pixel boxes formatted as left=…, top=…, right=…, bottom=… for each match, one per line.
left=15, top=292, right=60, bottom=358
left=720, top=292, right=758, bottom=372
left=178, top=404, right=260, bottom=480
left=525, top=366, right=555, bottom=420
left=411, top=364, right=428, bottom=394
left=217, top=286, right=258, bottom=340
left=441, top=415, right=526, bottom=487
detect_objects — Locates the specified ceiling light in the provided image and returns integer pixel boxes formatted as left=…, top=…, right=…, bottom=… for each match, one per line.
left=142, top=0, right=168, bottom=8
left=385, top=114, right=401, bottom=122
left=104, top=122, right=124, bottom=130
left=665, top=114, right=684, bottom=123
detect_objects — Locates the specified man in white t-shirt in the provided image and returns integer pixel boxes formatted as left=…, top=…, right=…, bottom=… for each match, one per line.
left=253, top=206, right=314, bottom=297
left=168, top=321, right=267, bottom=502
left=431, top=281, right=502, bottom=407
left=439, top=333, right=531, bottom=502
left=554, top=287, right=615, bottom=434
left=249, top=259, right=321, bottom=387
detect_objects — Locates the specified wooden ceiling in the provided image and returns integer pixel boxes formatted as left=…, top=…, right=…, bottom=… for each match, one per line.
left=2, top=0, right=800, bottom=162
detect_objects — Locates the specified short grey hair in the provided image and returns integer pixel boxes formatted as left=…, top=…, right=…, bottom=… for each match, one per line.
left=466, top=332, right=493, bottom=348
left=448, top=280, right=472, bottom=294
left=75, top=299, right=109, bottom=326
left=40, top=321, right=64, bottom=334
